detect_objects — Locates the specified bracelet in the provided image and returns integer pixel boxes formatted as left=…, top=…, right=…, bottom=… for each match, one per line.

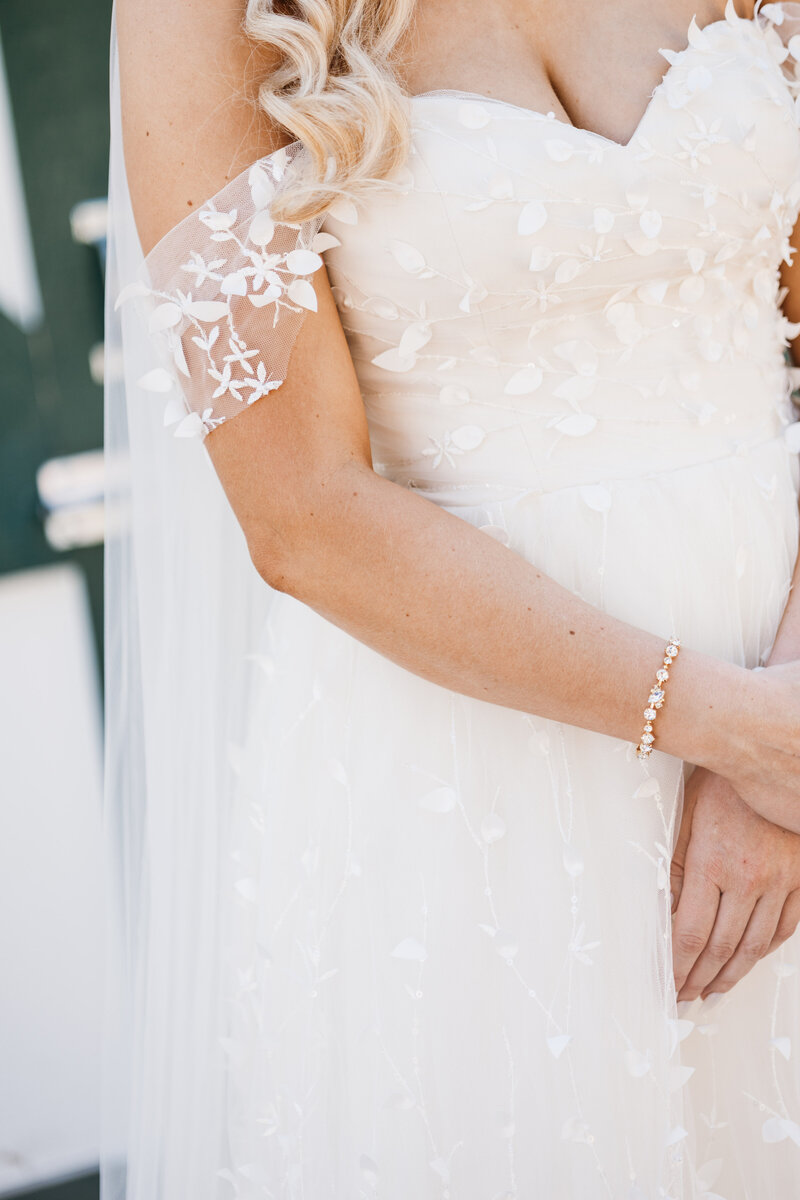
left=636, top=636, right=681, bottom=760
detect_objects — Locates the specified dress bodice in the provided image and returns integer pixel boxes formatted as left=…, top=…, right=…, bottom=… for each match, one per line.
left=316, top=2, right=800, bottom=501
left=136, top=1, right=800, bottom=509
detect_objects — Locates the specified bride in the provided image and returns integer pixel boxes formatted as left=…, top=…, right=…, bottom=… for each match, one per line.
left=105, top=0, right=800, bottom=1195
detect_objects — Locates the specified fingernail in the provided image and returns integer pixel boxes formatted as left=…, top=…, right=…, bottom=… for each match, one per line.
left=701, top=991, right=726, bottom=1012
left=676, top=998, right=695, bottom=1016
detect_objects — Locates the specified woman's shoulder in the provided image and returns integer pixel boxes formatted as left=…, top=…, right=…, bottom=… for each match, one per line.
left=117, top=0, right=289, bottom=257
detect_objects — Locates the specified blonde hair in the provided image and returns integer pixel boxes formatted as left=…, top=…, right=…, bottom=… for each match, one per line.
left=244, top=0, right=418, bottom=223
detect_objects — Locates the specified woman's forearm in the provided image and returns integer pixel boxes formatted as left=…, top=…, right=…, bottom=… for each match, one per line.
left=252, top=459, right=750, bottom=774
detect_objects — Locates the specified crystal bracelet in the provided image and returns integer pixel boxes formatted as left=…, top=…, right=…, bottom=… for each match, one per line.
left=636, top=636, right=681, bottom=760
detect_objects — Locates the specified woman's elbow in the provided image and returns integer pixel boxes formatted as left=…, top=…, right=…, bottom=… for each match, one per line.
left=245, top=498, right=337, bottom=597
left=235, top=461, right=373, bottom=594
left=247, top=523, right=307, bottom=594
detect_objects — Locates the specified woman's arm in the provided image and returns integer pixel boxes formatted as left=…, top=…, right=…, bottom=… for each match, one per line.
left=117, top=0, right=279, bottom=255
left=118, top=0, right=800, bottom=825
left=666, top=212, right=800, bottom=1002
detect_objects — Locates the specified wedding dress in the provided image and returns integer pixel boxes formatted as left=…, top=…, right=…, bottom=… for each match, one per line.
left=104, top=4, right=800, bottom=1198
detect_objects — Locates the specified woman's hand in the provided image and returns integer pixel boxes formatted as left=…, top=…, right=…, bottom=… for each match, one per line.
left=670, top=764, right=800, bottom=1003
left=708, top=659, right=800, bottom=836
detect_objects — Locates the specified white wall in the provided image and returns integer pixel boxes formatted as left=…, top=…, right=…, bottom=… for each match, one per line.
left=0, top=563, right=103, bottom=1193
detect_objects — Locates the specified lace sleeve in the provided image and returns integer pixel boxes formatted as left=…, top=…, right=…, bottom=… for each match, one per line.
left=760, top=2, right=800, bottom=91
left=118, top=141, right=339, bottom=439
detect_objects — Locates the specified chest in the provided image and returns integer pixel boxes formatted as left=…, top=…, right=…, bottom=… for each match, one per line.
left=393, top=0, right=757, bottom=147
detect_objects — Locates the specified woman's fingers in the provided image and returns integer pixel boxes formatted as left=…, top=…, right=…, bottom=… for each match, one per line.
left=699, top=892, right=785, bottom=999
left=766, top=888, right=800, bottom=955
left=670, top=773, right=700, bottom=914
left=667, top=763, right=800, bottom=1003
left=678, top=891, right=761, bottom=1002
left=670, top=838, right=687, bottom=916
left=671, top=869, right=722, bottom=999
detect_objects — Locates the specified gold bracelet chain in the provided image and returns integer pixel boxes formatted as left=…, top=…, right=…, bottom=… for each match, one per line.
left=636, top=637, right=681, bottom=761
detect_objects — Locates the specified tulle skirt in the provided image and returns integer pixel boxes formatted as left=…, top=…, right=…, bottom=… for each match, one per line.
left=214, top=433, right=800, bottom=1200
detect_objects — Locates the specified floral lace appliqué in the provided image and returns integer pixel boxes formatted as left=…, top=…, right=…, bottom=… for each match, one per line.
left=118, top=142, right=336, bottom=438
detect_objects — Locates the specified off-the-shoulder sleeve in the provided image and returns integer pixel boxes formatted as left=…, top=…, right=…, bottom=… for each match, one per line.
left=760, top=2, right=800, bottom=88
left=121, top=141, right=338, bottom=439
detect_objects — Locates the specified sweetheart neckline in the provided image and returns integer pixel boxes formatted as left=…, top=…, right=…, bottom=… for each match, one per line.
left=408, top=4, right=767, bottom=153
left=141, top=2, right=792, bottom=271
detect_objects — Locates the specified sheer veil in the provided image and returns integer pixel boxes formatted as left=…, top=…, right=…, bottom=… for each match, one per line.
left=102, top=9, right=279, bottom=1194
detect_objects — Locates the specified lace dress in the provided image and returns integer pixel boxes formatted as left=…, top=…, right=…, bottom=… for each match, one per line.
left=125, top=4, right=800, bottom=1196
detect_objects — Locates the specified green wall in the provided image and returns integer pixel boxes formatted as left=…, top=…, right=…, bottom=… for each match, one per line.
left=0, top=3, right=112, bottom=1196
left=0, top=0, right=112, bottom=664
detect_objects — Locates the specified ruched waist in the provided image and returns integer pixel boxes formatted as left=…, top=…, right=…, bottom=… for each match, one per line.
left=380, top=426, right=800, bottom=509
left=366, top=354, right=799, bottom=501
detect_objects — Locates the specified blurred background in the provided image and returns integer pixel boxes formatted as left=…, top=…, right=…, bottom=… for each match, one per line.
left=0, top=1, right=112, bottom=1198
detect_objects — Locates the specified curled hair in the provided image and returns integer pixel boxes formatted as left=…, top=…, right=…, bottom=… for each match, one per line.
left=244, top=0, right=418, bottom=222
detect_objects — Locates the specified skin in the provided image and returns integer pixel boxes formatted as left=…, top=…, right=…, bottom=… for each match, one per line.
left=671, top=499, right=800, bottom=1003
left=118, top=0, right=800, bottom=1006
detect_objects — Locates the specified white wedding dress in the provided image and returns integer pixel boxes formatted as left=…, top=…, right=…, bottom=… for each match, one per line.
left=112, top=4, right=800, bottom=1198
